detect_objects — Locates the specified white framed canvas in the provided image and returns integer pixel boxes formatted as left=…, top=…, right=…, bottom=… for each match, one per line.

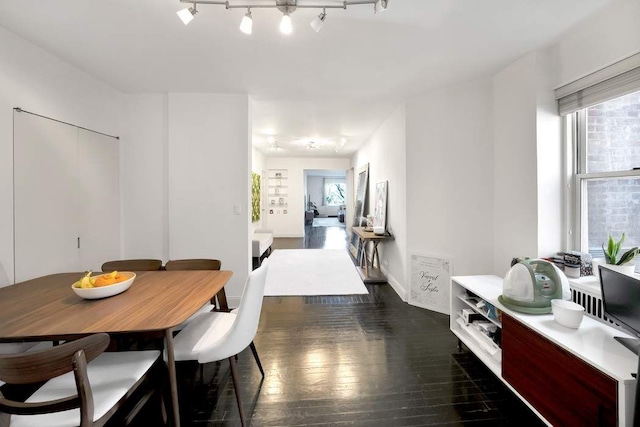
left=373, top=181, right=387, bottom=230
left=408, top=253, right=452, bottom=315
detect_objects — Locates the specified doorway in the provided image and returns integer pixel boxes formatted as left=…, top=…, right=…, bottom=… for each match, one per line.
left=304, top=169, right=347, bottom=227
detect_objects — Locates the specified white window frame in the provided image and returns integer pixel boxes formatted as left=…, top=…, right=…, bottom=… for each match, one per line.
left=570, top=109, right=640, bottom=254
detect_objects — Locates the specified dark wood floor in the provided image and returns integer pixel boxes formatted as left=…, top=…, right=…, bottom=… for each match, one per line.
left=172, top=224, right=544, bottom=426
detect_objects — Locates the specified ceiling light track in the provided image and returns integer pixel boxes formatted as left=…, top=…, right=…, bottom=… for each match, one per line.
left=177, top=0, right=389, bottom=33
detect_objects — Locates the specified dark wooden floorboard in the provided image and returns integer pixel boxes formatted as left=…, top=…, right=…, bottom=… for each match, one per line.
left=143, top=223, right=544, bottom=426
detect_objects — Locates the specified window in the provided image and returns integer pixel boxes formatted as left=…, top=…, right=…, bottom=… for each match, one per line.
left=324, top=180, right=346, bottom=206
left=572, top=90, right=640, bottom=269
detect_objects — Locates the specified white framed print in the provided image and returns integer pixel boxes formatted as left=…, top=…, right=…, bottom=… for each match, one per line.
left=408, top=253, right=452, bottom=315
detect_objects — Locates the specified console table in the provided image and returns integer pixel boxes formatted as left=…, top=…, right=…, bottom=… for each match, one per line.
left=451, top=275, right=637, bottom=426
left=351, top=226, right=392, bottom=284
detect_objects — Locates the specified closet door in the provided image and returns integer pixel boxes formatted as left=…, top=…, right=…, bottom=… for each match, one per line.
left=76, top=129, right=120, bottom=272
left=14, top=113, right=79, bottom=282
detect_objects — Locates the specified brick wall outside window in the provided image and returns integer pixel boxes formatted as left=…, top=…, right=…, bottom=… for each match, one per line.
left=586, top=91, right=640, bottom=254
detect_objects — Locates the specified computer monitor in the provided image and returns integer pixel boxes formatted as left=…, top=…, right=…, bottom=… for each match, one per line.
left=598, top=265, right=640, bottom=355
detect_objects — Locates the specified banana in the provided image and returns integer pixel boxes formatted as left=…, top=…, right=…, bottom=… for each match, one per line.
left=79, top=271, right=94, bottom=289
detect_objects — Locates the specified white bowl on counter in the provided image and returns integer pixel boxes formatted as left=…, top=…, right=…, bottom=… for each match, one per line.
left=551, top=299, right=585, bottom=329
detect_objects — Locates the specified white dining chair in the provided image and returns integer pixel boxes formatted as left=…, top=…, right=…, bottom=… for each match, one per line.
left=172, top=259, right=269, bottom=427
left=0, top=333, right=166, bottom=427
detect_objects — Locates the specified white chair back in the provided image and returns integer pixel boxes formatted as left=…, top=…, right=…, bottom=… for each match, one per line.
left=197, top=259, right=269, bottom=363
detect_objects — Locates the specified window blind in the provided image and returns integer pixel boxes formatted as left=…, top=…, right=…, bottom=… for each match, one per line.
left=555, top=52, right=640, bottom=116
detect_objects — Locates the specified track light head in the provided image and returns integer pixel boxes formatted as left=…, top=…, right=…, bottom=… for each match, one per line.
left=240, top=8, right=253, bottom=34
left=375, top=0, right=389, bottom=13
left=280, top=12, right=293, bottom=35
left=177, top=4, right=197, bottom=25
left=310, top=9, right=327, bottom=33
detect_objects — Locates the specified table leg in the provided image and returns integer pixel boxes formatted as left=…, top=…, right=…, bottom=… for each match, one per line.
left=165, top=328, right=181, bottom=427
left=215, top=288, right=229, bottom=312
left=364, top=241, right=370, bottom=277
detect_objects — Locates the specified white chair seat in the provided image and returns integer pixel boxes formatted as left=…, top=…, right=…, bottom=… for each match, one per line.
left=174, top=301, right=215, bottom=331
left=10, top=350, right=160, bottom=427
left=173, top=311, right=236, bottom=361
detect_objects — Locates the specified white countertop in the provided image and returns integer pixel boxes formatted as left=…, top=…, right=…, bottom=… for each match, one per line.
left=452, top=275, right=638, bottom=383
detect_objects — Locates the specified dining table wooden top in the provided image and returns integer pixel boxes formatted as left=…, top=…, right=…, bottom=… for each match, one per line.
left=0, top=270, right=233, bottom=341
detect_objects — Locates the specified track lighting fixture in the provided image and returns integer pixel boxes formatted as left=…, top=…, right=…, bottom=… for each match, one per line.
left=176, top=1, right=389, bottom=33
left=280, top=11, right=293, bottom=34
left=375, top=0, right=389, bottom=12
left=176, top=3, right=197, bottom=25
left=240, top=8, right=253, bottom=34
left=310, top=8, right=327, bottom=33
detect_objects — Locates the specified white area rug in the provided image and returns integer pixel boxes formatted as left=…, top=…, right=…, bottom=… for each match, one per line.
left=264, top=249, right=368, bottom=296
left=312, top=217, right=345, bottom=227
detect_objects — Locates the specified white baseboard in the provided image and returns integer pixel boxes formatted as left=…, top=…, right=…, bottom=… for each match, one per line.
left=381, top=266, right=407, bottom=302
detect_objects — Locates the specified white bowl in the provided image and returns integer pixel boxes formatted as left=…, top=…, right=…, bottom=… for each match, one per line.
left=551, top=299, right=585, bottom=329
left=71, top=272, right=136, bottom=300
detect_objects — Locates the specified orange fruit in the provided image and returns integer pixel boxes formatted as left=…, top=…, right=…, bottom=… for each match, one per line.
left=94, top=274, right=116, bottom=287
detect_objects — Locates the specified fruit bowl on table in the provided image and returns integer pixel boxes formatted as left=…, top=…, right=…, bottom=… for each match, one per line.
left=71, top=272, right=136, bottom=300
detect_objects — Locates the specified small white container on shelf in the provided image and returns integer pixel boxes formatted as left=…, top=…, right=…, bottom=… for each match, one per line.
left=551, top=299, right=585, bottom=328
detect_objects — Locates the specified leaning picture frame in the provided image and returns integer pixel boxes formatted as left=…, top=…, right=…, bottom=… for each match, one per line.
left=349, top=163, right=369, bottom=259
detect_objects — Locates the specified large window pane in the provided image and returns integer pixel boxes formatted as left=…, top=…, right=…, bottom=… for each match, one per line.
left=586, top=91, right=640, bottom=173
left=586, top=177, right=640, bottom=270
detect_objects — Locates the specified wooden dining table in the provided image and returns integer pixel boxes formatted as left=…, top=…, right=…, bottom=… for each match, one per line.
left=0, top=269, right=233, bottom=427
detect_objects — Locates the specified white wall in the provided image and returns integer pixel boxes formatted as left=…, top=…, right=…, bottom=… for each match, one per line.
left=353, top=103, right=407, bottom=297
left=120, top=94, right=168, bottom=260
left=492, top=54, right=539, bottom=275
left=552, top=0, right=640, bottom=89
left=167, top=94, right=251, bottom=299
left=0, top=25, right=122, bottom=283
left=406, top=79, right=495, bottom=283
left=265, top=157, right=350, bottom=237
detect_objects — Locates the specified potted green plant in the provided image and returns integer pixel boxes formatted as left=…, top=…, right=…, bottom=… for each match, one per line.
left=593, top=233, right=639, bottom=278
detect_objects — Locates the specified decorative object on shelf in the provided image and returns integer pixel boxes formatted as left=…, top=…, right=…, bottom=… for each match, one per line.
left=563, top=251, right=592, bottom=277
left=176, top=0, right=391, bottom=34
left=251, top=172, right=261, bottom=223
left=269, top=209, right=274, bottom=214
left=278, top=197, right=284, bottom=205
left=593, top=233, right=639, bottom=278
left=408, top=253, right=452, bottom=315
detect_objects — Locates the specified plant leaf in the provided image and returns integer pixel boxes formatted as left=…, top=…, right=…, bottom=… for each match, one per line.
left=607, top=235, right=616, bottom=260
left=603, top=243, right=613, bottom=264
left=617, top=247, right=639, bottom=265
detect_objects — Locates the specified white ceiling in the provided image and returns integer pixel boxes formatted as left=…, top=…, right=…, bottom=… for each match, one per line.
left=0, top=0, right=612, bottom=157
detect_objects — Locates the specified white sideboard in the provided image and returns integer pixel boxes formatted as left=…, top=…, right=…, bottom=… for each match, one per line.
left=451, top=275, right=637, bottom=426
